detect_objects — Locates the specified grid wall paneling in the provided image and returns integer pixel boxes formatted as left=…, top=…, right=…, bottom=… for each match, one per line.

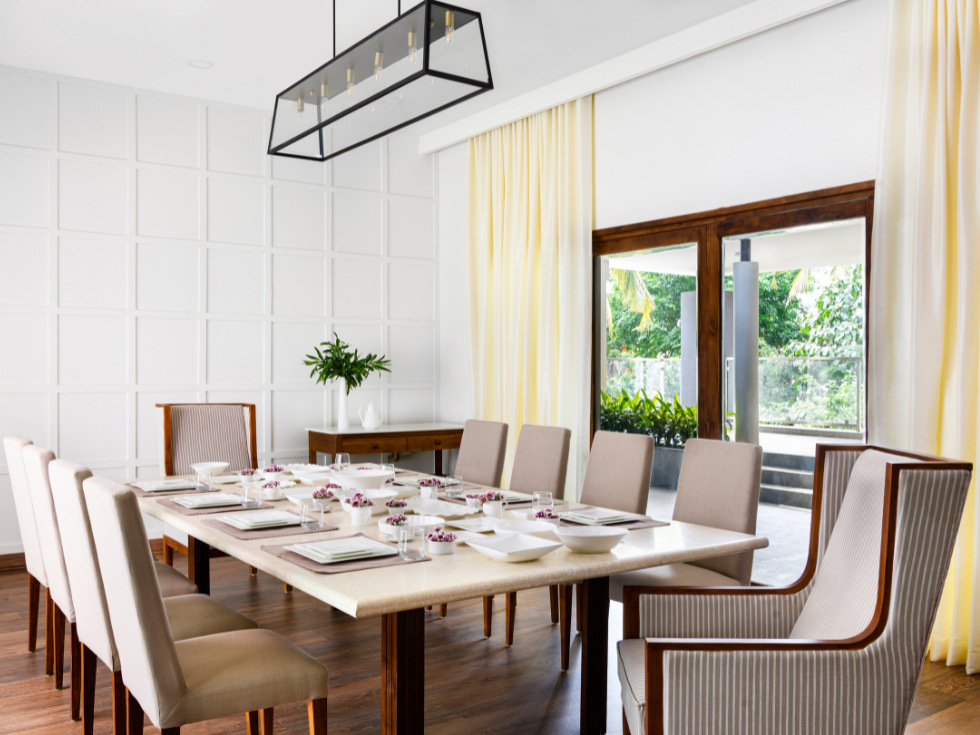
left=0, top=67, right=440, bottom=553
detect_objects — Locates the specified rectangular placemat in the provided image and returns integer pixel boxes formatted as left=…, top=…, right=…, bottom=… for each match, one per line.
left=156, top=498, right=274, bottom=516
left=202, top=513, right=339, bottom=540
left=560, top=517, right=669, bottom=531
left=131, top=484, right=216, bottom=498
left=262, top=534, right=431, bottom=574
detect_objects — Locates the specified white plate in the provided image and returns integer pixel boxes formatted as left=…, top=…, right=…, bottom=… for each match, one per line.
left=560, top=508, right=645, bottom=525
left=556, top=526, right=630, bottom=553
left=445, top=517, right=499, bottom=533
left=170, top=493, right=242, bottom=508
left=454, top=530, right=493, bottom=546
left=333, top=468, right=396, bottom=491
left=190, top=461, right=230, bottom=474
left=217, top=510, right=301, bottom=530
left=378, top=514, right=445, bottom=537
left=134, top=479, right=197, bottom=492
left=405, top=497, right=480, bottom=519
left=287, top=536, right=396, bottom=564
left=466, top=533, right=562, bottom=563
left=493, top=520, right=558, bottom=539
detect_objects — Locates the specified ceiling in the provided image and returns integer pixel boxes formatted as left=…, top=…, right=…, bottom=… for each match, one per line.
left=607, top=219, right=867, bottom=276
left=0, top=0, right=756, bottom=136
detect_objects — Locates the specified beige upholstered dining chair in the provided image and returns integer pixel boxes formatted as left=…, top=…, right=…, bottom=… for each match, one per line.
left=453, top=419, right=509, bottom=487
left=617, top=445, right=972, bottom=735
left=49, top=460, right=258, bottom=735
left=484, top=424, right=571, bottom=641
left=609, top=438, right=762, bottom=602
left=156, top=403, right=261, bottom=579
left=3, top=436, right=50, bottom=664
left=557, top=430, right=655, bottom=669
left=84, top=477, right=330, bottom=735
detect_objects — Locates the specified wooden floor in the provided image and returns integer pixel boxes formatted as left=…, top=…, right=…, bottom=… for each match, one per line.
left=1, top=554, right=977, bottom=735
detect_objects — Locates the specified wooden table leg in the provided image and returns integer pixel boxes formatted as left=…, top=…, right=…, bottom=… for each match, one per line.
left=382, top=608, right=424, bottom=735
left=53, top=604, right=66, bottom=690
left=559, top=584, right=573, bottom=671
left=45, top=589, right=54, bottom=676
left=505, top=592, right=517, bottom=646
left=434, top=449, right=443, bottom=476
left=28, top=574, right=40, bottom=652
left=186, top=536, right=210, bottom=595
left=549, top=585, right=559, bottom=624
left=580, top=576, right=609, bottom=735
left=81, top=643, right=96, bottom=735
left=483, top=596, right=493, bottom=638
left=70, top=623, right=81, bottom=719
left=111, top=672, right=126, bottom=735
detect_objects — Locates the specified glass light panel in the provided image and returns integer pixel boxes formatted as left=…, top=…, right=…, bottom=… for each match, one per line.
left=268, top=0, right=491, bottom=161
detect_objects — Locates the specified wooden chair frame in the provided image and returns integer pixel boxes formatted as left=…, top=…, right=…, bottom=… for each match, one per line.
left=620, top=444, right=971, bottom=735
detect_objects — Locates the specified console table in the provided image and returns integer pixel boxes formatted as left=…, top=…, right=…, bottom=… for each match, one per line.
left=306, top=422, right=465, bottom=475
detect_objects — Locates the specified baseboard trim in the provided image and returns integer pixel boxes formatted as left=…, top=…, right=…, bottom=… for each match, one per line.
left=0, top=552, right=26, bottom=572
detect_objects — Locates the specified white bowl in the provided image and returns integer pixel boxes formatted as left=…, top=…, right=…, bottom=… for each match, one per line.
left=191, top=461, right=229, bottom=475
left=261, top=470, right=285, bottom=481
left=378, top=515, right=445, bottom=537
left=428, top=540, right=456, bottom=555
left=465, top=496, right=482, bottom=508
left=466, top=533, right=562, bottom=563
left=493, top=520, right=558, bottom=539
left=340, top=488, right=398, bottom=515
left=556, top=526, right=629, bottom=553
left=333, top=468, right=395, bottom=491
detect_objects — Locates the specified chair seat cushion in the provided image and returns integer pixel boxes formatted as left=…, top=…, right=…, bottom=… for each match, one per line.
left=154, top=560, right=198, bottom=597
left=618, top=638, right=647, bottom=735
left=164, top=629, right=329, bottom=728
left=164, top=594, right=257, bottom=641
left=610, top=562, right=740, bottom=603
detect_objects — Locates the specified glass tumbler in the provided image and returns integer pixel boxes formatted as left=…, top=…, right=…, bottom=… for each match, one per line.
left=241, top=480, right=262, bottom=508
left=532, top=492, right=554, bottom=516
left=301, top=502, right=325, bottom=531
left=397, top=525, right=427, bottom=561
left=335, top=453, right=351, bottom=469
left=381, top=463, right=396, bottom=489
left=446, top=474, right=464, bottom=498
left=195, top=470, right=214, bottom=493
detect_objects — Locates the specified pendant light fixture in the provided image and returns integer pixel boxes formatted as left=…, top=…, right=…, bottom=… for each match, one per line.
left=267, top=0, right=492, bottom=162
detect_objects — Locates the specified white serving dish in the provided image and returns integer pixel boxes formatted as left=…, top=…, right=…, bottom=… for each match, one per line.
left=556, top=526, right=630, bottom=553
left=493, top=520, right=558, bottom=539
left=466, top=533, right=562, bottom=563
left=333, top=468, right=395, bottom=491
left=261, top=470, right=285, bottom=481
left=190, top=461, right=229, bottom=475
left=428, top=539, right=456, bottom=555
left=406, top=497, right=480, bottom=519
left=340, top=488, right=398, bottom=515
left=444, top=517, right=499, bottom=533
left=378, top=515, right=445, bottom=537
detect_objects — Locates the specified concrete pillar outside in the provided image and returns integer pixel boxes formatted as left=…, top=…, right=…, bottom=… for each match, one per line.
left=679, top=291, right=697, bottom=407
left=733, top=261, right=760, bottom=444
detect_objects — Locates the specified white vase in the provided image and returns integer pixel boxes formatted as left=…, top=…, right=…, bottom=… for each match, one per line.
left=351, top=506, right=372, bottom=526
left=483, top=500, right=503, bottom=518
left=337, top=379, right=350, bottom=431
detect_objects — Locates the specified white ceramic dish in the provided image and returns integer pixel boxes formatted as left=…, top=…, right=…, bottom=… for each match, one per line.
left=428, top=539, right=456, bottom=555
left=190, top=461, right=229, bottom=475
left=406, top=498, right=480, bottom=519
left=466, top=534, right=562, bottom=563
left=444, top=517, right=499, bottom=533
left=378, top=515, right=445, bottom=537
left=555, top=526, right=630, bottom=553
left=340, top=488, right=398, bottom=515
left=333, top=468, right=395, bottom=491
left=493, top=520, right=558, bottom=539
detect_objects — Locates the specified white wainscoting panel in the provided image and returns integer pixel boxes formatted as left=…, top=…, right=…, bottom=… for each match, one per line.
left=0, top=67, right=439, bottom=552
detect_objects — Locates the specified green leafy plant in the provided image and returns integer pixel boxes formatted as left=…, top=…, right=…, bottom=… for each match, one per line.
left=304, top=333, right=391, bottom=394
left=600, top=389, right=698, bottom=448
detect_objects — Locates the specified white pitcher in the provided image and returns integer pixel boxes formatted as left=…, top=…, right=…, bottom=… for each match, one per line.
left=358, top=402, right=382, bottom=429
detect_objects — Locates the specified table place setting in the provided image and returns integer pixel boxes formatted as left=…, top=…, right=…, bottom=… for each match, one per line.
left=157, top=494, right=276, bottom=516
left=201, top=508, right=340, bottom=540
left=130, top=478, right=205, bottom=496
left=262, top=533, right=433, bottom=574
left=559, top=507, right=669, bottom=531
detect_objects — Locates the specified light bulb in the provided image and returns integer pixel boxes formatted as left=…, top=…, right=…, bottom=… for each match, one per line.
left=297, top=94, right=304, bottom=122
left=408, top=31, right=417, bottom=63
left=374, top=51, right=384, bottom=82
left=445, top=10, right=454, bottom=45
left=347, top=68, right=355, bottom=96
left=320, top=82, right=328, bottom=113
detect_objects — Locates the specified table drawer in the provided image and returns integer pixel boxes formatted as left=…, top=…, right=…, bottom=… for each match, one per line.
left=406, top=434, right=462, bottom=452
left=341, top=436, right=408, bottom=454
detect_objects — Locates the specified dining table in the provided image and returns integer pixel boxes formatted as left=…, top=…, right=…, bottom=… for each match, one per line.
left=132, top=470, right=769, bottom=735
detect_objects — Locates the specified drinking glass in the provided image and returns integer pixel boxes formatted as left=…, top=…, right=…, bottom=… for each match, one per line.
left=241, top=480, right=262, bottom=508
left=532, top=492, right=554, bottom=516
left=301, top=502, right=324, bottom=531
left=446, top=474, right=464, bottom=498
left=335, top=453, right=351, bottom=469
left=195, top=469, right=214, bottom=493
left=397, top=526, right=427, bottom=561
left=381, top=463, right=396, bottom=489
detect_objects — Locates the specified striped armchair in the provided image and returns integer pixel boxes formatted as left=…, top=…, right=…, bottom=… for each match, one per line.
left=156, top=403, right=257, bottom=476
left=618, top=445, right=972, bottom=735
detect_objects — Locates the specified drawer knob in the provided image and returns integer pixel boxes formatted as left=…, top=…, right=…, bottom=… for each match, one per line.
left=434, top=440, right=442, bottom=446
left=371, top=443, right=379, bottom=449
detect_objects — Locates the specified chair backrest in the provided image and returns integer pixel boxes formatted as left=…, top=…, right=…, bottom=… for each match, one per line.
left=84, top=477, right=186, bottom=723
left=790, top=449, right=908, bottom=640
left=454, top=420, right=509, bottom=487
left=509, top=425, right=571, bottom=499
left=22, top=445, right=74, bottom=622
left=157, top=403, right=256, bottom=476
left=49, top=460, right=118, bottom=671
left=580, top=431, right=655, bottom=514
left=3, top=435, right=47, bottom=586
left=672, top=439, right=762, bottom=585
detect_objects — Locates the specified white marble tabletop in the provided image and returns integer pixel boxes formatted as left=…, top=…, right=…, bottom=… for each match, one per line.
left=136, top=476, right=768, bottom=618
left=305, top=422, right=464, bottom=435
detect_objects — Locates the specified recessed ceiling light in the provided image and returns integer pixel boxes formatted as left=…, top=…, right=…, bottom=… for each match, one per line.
left=188, top=60, right=214, bottom=69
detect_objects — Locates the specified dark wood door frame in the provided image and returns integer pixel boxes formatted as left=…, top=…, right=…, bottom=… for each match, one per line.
left=592, top=181, right=875, bottom=440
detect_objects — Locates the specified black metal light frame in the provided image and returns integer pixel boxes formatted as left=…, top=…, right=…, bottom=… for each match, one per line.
left=267, top=0, right=493, bottom=162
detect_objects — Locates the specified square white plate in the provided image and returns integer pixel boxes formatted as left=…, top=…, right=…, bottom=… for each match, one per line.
left=465, top=533, right=562, bottom=563
left=445, top=517, right=499, bottom=533
left=171, top=493, right=242, bottom=508
left=289, top=536, right=397, bottom=563
left=217, top=510, right=300, bottom=530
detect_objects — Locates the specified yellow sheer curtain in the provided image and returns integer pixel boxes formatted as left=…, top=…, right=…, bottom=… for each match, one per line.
left=869, top=0, right=979, bottom=673
left=468, top=97, right=593, bottom=499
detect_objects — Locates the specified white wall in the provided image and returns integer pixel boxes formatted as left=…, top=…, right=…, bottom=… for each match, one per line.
left=594, top=0, right=888, bottom=228
left=0, top=66, right=438, bottom=554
